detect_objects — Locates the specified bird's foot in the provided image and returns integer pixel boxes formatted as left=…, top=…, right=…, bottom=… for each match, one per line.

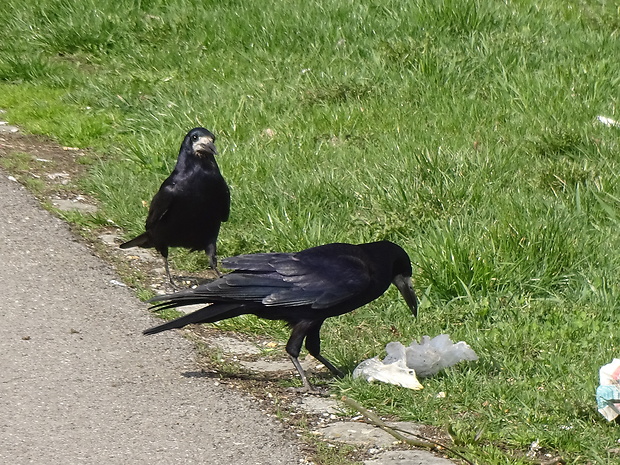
left=286, top=384, right=330, bottom=396
left=166, top=279, right=182, bottom=292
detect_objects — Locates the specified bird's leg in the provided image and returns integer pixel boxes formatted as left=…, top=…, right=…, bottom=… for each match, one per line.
left=163, top=256, right=180, bottom=290
left=308, top=352, right=344, bottom=378
left=288, top=355, right=315, bottom=392
left=205, top=244, right=221, bottom=277
left=286, top=321, right=316, bottom=391
left=305, top=322, right=344, bottom=377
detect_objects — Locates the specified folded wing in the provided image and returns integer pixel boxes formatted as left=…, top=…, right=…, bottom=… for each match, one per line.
left=150, top=246, right=372, bottom=310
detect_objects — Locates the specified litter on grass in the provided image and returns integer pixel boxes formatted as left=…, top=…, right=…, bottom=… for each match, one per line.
left=596, top=115, right=620, bottom=128
left=596, top=358, right=620, bottom=421
left=353, top=357, right=424, bottom=390
left=353, top=334, right=478, bottom=389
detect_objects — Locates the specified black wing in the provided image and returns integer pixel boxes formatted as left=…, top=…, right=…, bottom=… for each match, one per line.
left=145, top=180, right=176, bottom=230
left=265, top=246, right=372, bottom=309
left=222, top=252, right=292, bottom=271
left=151, top=245, right=372, bottom=310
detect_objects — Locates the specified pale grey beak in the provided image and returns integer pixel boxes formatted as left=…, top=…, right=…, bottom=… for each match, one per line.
left=194, top=136, right=217, bottom=157
left=393, top=275, right=418, bottom=317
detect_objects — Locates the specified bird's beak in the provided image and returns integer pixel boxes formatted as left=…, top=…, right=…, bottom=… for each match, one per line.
left=393, top=275, right=418, bottom=317
left=194, top=136, right=218, bottom=157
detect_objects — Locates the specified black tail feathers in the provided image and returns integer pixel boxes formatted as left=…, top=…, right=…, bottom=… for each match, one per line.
left=120, top=233, right=151, bottom=249
left=143, top=303, right=244, bottom=335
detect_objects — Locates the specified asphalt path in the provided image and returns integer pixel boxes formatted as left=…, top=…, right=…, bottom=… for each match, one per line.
left=0, top=172, right=305, bottom=464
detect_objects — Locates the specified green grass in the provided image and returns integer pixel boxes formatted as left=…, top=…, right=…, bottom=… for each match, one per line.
left=2, top=0, right=620, bottom=462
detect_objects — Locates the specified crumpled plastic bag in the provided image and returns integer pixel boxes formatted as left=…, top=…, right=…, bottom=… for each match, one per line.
left=385, top=334, right=479, bottom=378
left=352, top=357, right=423, bottom=390
left=353, top=334, right=478, bottom=389
left=596, top=358, right=620, bottom=421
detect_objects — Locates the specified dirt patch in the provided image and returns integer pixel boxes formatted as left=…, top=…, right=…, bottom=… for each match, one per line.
left=0, top=131, right=96, bottom=205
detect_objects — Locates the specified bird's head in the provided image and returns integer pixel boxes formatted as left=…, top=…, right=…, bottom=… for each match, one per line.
left=359, top=241, right=419, bottom=316
left=185, top=127, right=218, bottom=158
left=389, top=244, right=418, bottom=317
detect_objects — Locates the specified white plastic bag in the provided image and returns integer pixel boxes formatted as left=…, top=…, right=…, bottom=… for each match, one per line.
left=353, top=334, right=478, bottom=389
left=353, top=357, right=423, bottom=390
left=388, top=334, right=479, bottom=378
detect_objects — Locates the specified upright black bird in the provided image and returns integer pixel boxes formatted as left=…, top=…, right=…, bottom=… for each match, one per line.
left=120, top=127, right=230, bottom=287
left=144, top=241, right=418, bottom=390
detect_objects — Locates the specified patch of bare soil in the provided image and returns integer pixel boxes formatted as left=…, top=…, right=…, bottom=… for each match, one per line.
left=0, top=132, right=95, bottom=200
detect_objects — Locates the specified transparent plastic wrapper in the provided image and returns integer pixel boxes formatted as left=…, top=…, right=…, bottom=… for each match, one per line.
left=596, top=358, right=620, bottom=421
left=384, top=334, right=478, bottom=378
left=353, top=334, right=478, bottom=389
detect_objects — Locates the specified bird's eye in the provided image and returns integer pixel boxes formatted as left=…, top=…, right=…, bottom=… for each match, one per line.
left=191, top=134, right=198, bottom=141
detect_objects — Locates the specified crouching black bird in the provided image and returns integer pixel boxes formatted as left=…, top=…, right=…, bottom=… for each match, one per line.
left=144, top=241, right=418, bottom=390
left=120, top=127, right=230, bottom=287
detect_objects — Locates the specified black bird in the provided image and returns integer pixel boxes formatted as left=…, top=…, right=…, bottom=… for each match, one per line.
left=144, top=241, right=418, bottom=390
left=120, top=127, right=230, bottom=287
